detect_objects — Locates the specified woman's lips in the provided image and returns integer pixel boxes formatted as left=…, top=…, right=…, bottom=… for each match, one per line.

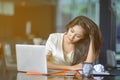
left=68, top=37, right=73, bottom=42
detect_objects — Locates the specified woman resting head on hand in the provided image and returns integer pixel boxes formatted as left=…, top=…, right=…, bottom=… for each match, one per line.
left=46, top=16, right=103, bottom=71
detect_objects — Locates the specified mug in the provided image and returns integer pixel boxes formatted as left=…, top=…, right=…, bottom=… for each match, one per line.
left=82, top=62, right=93, bottom=77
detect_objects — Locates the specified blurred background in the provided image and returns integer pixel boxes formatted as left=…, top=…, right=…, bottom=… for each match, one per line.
left=0, top=0, right=101, bottom=39
left=0, top=0, right=120, bottom=80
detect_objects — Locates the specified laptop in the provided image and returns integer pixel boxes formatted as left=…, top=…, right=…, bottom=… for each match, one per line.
left=17, top=72, right=47, bottom=80
left=16, top=44, right=47, bottom=74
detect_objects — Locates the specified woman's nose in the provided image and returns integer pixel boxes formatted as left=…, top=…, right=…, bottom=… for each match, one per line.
left=70, top=33, right=75, bottom=40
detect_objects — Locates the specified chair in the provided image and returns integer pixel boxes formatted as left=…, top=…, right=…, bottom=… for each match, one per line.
left=3, top=43, right=17, bottom=70
left=106, top=50, right=117, bottom=70
left=3, top=43, right=17, bottom=80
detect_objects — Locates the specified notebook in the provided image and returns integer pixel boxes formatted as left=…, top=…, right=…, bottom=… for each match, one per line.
left=16, top=44, right=47, bottom=74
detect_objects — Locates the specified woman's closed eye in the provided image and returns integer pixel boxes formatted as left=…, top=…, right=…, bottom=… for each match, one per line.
left=76, top=35, right=81, bottom=38
left=70, top=29, right=74, bottom=33
left=75, top=35, right=84, bottom=39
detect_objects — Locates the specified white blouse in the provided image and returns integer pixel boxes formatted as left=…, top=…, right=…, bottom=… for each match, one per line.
left=45, top=33, right=74, bottom=65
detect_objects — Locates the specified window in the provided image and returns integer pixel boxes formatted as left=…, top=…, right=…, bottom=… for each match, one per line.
left=56, top=0, right=99, bottom=32
left=0, top=1, right=14, bottom=16
left=116, top=0, right=120, bottom=63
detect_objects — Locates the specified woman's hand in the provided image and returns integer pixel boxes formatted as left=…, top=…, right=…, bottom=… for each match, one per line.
left=69, top=63, right=83, bottom=71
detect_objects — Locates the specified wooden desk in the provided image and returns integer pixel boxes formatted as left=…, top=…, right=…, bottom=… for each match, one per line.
left=1, top=70, right=120, bottom=80
left=17, top=72, right=88, bottom=80
left=16, top=72, right=120, bottom=80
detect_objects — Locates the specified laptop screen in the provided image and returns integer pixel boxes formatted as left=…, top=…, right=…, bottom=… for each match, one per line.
left=16, top=44, right=47, bottom=74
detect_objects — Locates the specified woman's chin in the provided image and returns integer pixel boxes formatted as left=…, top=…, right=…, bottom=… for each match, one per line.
left=68, top=40, right=75, bottom=44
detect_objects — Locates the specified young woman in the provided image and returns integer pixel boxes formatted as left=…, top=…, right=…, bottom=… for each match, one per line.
left=45, top=16, right=103, bottom=71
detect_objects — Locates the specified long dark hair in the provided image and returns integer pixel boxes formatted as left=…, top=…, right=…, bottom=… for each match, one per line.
left=66, top=16, right=103, bottom=65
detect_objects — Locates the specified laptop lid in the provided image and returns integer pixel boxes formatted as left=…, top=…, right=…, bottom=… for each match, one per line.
left=16, top=44, right=47, bottom=74
left=17, top=72, right=47, bottom=80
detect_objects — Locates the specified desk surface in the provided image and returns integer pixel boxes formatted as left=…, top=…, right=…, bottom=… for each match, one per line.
left=2, top=70, right=120, bottom=80
left=17, top=73, right=120, bottom=80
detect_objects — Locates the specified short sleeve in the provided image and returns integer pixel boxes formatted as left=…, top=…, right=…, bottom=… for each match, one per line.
left=45, top=34, right=56, bottom=55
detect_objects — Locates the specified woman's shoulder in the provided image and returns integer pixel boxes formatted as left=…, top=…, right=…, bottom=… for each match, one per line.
left=48, top=33, right=64, bottom=43
left=49, top=33, right=64, bottom=38
left=47, top=33, right=64, bottom=45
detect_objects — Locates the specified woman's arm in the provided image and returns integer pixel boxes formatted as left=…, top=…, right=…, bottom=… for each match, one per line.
left=47, top=61, right=71, bottom=70
left=47, top=54, right=72, bottom=70
left=70, top=38, right=95, bottom=70
left=71, top=37, right=96, bottom=70
left=47, top=54, right=82, bottom=71
left=47, top=60, right=82, bottom=71
left=85, top=36, right=95, bottom=63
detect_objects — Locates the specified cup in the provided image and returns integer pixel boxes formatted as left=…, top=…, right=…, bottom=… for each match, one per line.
left=82, top=62, right=93, bottom=77
left=33, top=38, right=42, bottom=45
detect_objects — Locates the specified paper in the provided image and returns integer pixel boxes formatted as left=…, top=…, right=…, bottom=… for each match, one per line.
left=92, top=71, right=110, bottom=75
left=78, top=70, right=110, bottom=75
left=94, top=64, right=104, bottom=72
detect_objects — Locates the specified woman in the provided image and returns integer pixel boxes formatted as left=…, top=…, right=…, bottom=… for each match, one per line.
left=45, top=16, right=103, bottom=71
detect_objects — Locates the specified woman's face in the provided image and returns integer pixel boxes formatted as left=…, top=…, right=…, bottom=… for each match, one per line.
left=66, top=25, right=85, bottom=43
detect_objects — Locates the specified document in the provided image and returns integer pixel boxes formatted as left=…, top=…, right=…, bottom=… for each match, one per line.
left=92, top=71, right=110, bottom=75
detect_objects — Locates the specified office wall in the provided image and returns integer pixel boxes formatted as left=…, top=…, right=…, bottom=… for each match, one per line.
left=0, top=4, right=55, bottom=39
